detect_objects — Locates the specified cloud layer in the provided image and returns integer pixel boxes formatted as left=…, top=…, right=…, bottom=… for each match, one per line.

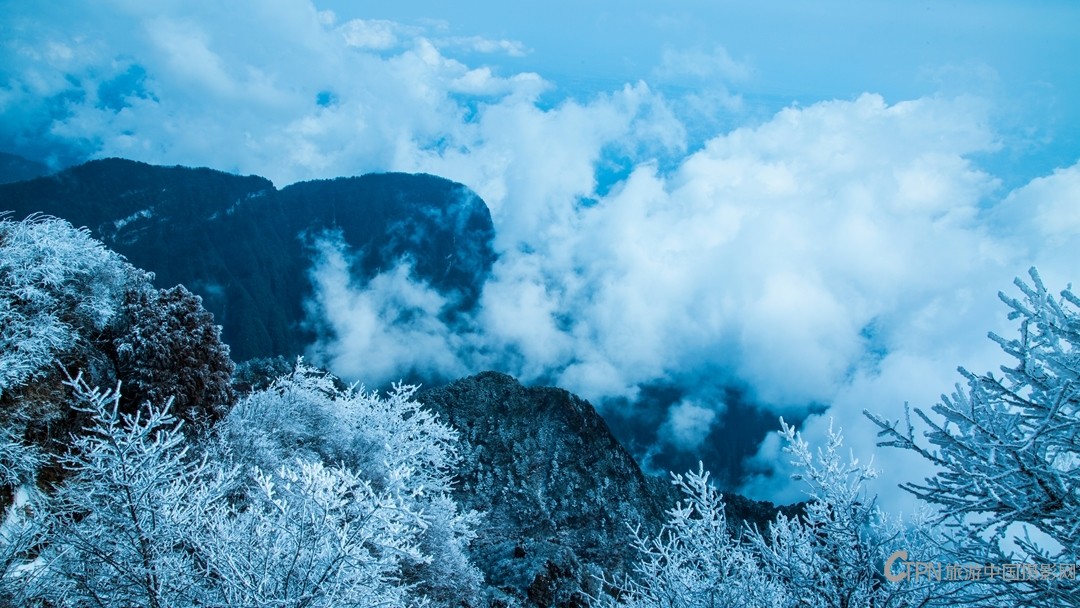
left=3, top=1, right=1078, bottom=508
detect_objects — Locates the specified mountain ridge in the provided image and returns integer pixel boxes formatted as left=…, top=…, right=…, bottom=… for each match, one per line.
left=0, top=158, right=496, bottom=363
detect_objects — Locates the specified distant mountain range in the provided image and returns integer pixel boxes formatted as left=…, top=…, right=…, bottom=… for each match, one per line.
left=0, top=157, right=496, bottom=362
left=0, top=152, right=50, bottom=185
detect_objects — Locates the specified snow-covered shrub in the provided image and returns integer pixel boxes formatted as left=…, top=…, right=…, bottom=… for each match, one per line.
left=747, top=421, right=950, bottom=608
left=1, top=214, right=232, bottom=446
left=220, top=361, right=483, bottom=606
left=38, top=373, right=230, bottom=608
left=25, top=371, right=453, bottom=607
left=0, top=429, right=48, bottom=606
left=867, top=267, right=1080, bottom=607
left=0, top=214, right=138, bottom=402
left=601, top=422, right=952, bottom=608
left=199, top=459, right=427, bottom=608
left=599, top=464, right=786, bottom=608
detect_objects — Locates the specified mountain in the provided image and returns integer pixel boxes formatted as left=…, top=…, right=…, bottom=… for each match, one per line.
left=420, top=372, right=666, bottom=605
left=0, top=152, right=50, bottom=185
left=0, top=158, right=496, bottom=361
left=418, top=372, right=797, bottom=607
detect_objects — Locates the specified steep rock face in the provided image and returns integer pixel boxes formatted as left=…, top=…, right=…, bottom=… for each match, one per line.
left=0, top=159, right=496, bottom=361
left=419, top=372, right=670, bottom=607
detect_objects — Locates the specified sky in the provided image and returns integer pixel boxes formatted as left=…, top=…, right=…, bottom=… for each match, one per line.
left=2, top=0, right=1079, bottom=509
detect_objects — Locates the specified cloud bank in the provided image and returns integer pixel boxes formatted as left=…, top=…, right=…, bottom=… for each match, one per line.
left=3, top=1, right=1078, bottom=508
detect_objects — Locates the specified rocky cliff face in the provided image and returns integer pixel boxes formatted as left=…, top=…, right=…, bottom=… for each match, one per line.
left=417, top=372, right=803, bottom=607
left=420, top=372, right=669, bottom=607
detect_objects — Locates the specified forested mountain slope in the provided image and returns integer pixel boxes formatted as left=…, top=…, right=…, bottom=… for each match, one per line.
left=0, top=158, right=496, bottom=360
left=0, top=153, right=49, bottom=185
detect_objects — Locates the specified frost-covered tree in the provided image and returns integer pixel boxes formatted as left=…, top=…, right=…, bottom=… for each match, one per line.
left=0, top=214, right=140, bottom=428
left=867, top=267, right=1079, bottom=608
left=747, top=421, right=952, bottom=608
left=1, top=214, right=231, bottom=453
left=1, top=214, right=478, bottom=604
left=111, top=283, right=234, bottom=429
left=38, top=373, right=230, bottom=608
left=26, top=369, right=455, bottom=608
left=198, top=459, right=426, bottom=608
left=0, top=429, right=48, bottom=606
left=598, top=464, right=786, bottom=608
left=601, top=422, right=955, bottom=608
left=219, top=361, right=482, bottom=606
left=0, top=215, right=134, bottom=393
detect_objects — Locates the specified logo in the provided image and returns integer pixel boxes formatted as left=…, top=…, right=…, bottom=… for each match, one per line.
left=883, top=549, right=909, bottom=582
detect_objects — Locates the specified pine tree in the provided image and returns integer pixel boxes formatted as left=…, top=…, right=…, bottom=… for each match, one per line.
left=111, top=283, right=235, bottom=430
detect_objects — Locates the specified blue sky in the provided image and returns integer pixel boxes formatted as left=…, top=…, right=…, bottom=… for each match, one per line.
left=2, top=0, right=1078, bottom=505
left=344, top=0, right=1080, bottom=185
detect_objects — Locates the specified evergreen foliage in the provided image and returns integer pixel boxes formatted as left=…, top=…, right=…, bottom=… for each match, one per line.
left=111, top=283, right=235, bottom=428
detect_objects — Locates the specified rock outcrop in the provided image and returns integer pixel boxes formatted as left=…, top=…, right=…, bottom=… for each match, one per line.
left=420, top=372, right=669, bottom=607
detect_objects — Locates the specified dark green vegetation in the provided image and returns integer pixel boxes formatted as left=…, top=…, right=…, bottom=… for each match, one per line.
left=0, top=158, right=496, bottom=361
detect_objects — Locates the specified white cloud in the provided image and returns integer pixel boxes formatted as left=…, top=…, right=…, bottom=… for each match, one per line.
left=3, top=0, right=1079, bottom=513
left=655, top=45, right=751, bottom=83
left=340, top=18, right=407, bottom=50
left=440, top=36, right=528, bottom=58
left=990, top=161, right=1080, bottom=287
left=0, top=1, right=553, bottom=184
left=303, top=231, right=469, bottom=384
left=661, top=400, right=719, bottom=450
